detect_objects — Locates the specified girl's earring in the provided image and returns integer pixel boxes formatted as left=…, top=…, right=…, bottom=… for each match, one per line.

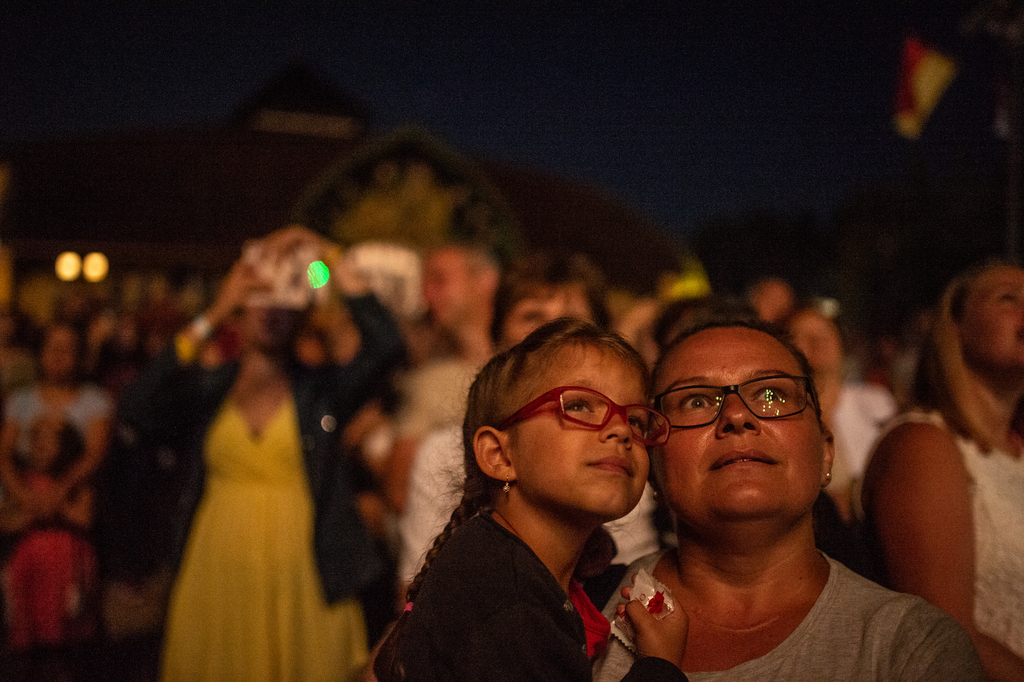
left=503, top=479, right=511, bottom=494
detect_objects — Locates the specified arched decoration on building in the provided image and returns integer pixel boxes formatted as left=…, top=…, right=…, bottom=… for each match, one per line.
left=293, top=126, right=523, bottom=264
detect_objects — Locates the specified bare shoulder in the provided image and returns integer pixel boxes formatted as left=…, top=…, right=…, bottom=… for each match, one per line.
left=864, top=417, right=973, bottom=526
left=868, top=419, right=960, bottom=476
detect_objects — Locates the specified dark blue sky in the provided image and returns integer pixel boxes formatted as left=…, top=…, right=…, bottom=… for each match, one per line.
left=0, top=3, right=1008, bottom=241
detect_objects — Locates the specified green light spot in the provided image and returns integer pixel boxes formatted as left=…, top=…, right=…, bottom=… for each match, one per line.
left=307, top=261, right=330, bottom=289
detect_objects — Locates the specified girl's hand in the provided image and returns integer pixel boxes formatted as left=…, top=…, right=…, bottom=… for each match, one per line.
left=618, top=585, right=688, bottom=668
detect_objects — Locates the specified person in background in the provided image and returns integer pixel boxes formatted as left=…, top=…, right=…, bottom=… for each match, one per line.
left=2, top=414, right=99, bottom=662
left=746, top=276, right=795, bottom=326
left=421, top=243, right=500, bottom=366
left=0, top=322, right=113, bottom=534
left=85, top=310, right=148, bottom=401
left=0, top=309, right=37, bottom=401
left=375, top=243, right=499, bottom=514
left=862, top=261, right=1024, bottom=680
left=119, top=225, right=404, bottom=681
left=787, top=304, right=897, bottom=522
left=594, top=317, right=983, bottom=680
left=490, top=250, right=608, bottom=350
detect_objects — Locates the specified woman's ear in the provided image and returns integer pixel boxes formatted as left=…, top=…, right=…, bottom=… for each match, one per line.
left=474, top=426, right=515, bottom=484
left=821, top=428, right=836, bottom=486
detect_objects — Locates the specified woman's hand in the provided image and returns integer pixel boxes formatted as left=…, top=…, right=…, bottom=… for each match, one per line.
left=206, top=224, right=319, bottom=327
left=262, top=224, right=370, bottom=298
left=205, top=253, right=262, bottom=328
left=618, top=584, right=688, bottom=668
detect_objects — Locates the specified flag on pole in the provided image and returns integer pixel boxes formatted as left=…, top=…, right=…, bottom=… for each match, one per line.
left=895, top=36, right=957, bottom=139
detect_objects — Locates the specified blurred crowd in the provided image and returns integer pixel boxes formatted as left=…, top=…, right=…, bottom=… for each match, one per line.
left=0, top=230, right=1020, bottom=681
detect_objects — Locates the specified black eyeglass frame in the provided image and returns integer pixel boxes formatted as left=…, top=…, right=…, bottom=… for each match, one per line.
left=654, top=374, right=818, bottom=429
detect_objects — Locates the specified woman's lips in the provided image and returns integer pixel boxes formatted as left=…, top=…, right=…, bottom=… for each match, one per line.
left=710, top=451, right=776, bottom=470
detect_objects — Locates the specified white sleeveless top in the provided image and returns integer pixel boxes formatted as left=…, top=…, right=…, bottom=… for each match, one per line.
left=878, top=411, right=1024, bottom=659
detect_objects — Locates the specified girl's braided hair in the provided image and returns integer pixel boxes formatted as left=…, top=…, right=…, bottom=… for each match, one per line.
left=374, top=317, right=649, bottom=681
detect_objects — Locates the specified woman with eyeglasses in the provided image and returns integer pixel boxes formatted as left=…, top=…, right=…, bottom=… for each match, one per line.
left=862, top=262, right=1024, bottom=680
left=375, top=318, right=687, bottom=681
left=593, top=318, right=983, bottom=681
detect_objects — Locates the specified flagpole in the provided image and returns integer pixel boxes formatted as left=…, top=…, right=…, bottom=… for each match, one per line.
left=964, top=0, right=1024, bottom=264
left=1007, top=30, right=1022, bottom=264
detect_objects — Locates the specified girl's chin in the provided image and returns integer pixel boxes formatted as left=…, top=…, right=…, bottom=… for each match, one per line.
left=590, top=498, right=644, bottom=524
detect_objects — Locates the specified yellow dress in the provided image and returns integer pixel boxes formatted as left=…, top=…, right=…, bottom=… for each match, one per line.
left=160, top=398, right=368, bottom=682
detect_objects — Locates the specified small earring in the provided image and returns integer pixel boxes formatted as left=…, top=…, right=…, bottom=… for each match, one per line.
left=823, top=471, right=832, bottom=487
left=503, top=479, right=511, bottom=494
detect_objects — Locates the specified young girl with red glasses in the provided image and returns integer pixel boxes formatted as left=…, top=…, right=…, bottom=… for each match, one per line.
left=374, top=318, right=687, bottom=681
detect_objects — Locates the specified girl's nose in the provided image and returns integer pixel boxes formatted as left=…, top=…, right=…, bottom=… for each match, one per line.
left=602, top=407, right=633, bottom=444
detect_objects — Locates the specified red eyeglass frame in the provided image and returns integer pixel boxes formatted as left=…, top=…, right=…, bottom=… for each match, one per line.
left=496, top=385, right=670, bottom=446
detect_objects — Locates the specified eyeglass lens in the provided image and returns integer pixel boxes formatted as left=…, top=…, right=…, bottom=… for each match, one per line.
left=559, top=389, right=667, bottom=442
left=659, top=376, right=808, bottom=427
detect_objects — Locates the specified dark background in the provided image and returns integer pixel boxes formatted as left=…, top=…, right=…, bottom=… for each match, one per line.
left=0, top=3, right=1005, bottom=237
left=1, top=2, right=1016, bottom=333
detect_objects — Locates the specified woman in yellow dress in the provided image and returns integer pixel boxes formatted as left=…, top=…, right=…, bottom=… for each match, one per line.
left=119, top=226, right=404, bottom=681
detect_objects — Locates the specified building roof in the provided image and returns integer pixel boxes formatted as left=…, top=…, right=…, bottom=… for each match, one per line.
left=0, top=64, right=686, bottom=293
left=231, top=61, right=370, bottom=139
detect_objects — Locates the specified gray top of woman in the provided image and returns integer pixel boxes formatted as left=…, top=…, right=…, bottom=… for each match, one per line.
left=593, top=551, right=984, bottom=682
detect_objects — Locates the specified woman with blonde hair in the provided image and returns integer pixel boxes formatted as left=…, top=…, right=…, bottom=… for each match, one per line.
left=862, top=261, right=1024, bottom=680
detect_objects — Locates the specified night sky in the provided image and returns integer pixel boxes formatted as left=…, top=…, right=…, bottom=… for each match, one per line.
left=0, top=3, right=1010, bottom=242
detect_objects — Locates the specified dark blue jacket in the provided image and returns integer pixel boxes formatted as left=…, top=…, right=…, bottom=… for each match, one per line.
left=116, top=294, right=404, bottom=602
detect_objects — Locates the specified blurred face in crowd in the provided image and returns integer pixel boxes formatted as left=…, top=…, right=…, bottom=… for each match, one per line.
left=957, top=264, right=1024, bottom=385
left=749, top=278, right=795, bottom=325
left=40, top=324, right=80, bottom=384
left=653, top=326, right=831, bottom=531
left=788, top=309, right=844, bottom=377
left=499, top=284, right=594, bottom=348
left=114, top=315, right=141, bottom=353
left=242, top=305, right=304, bottom=356
left=293, top=327, right=328, bottom=367
left=422, top=247, right=480, bottom=330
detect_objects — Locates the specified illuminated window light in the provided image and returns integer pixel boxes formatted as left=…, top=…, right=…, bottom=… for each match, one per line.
left=55, top=252, right=81, bottom=281
left=83, top=252, right=109, bottom=282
